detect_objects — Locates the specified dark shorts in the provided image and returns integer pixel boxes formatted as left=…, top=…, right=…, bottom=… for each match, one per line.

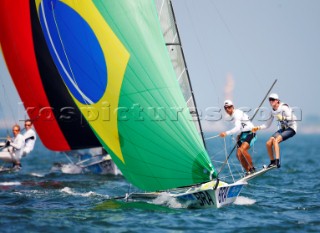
left=237, top=131, right=256, bottom=147
left=272, top=127, right=296, bottom=141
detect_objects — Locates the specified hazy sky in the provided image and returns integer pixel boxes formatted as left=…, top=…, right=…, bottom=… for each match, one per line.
left=172, top=0, right=320, bottom=123
left=1, top=0, right=319, bottom=133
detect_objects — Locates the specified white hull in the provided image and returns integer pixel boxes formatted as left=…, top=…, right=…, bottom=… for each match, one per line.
left=0, top=151, right=15, bottom=163
left=0, top=166, right=20, bottom=173
left=174, top=180, right=246, bottom=208
left=0, top=147, right=20, bottom=173
left=56, top=154, right=122, bottom=175
left=238, top=166, right=276, bottom=182
left=127, top=180, right=246, bottom=209
left=80, top=155, right=122, bottom=175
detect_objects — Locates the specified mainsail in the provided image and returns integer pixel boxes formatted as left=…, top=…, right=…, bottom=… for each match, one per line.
left=0, top=0, right=101, bottom=151
left=155, top=0, right=206, bottom=146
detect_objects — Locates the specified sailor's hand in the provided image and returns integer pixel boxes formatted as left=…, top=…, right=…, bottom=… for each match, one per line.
left=276, top=114, right=285, bottom=121
left=219, top=132, right=227, bottom=138
left=252, top=126, right=260, bottom=133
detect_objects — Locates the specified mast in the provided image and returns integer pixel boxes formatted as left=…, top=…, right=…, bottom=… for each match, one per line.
left=156, top=0, right=207, bottom=148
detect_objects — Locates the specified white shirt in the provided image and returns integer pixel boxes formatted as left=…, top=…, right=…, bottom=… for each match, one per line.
left=10, top=133, right=25, bottom=160
left=23, top=128, right=37, bottom=154
left=226, top=109, right=254, bottom=135
left=259, top=103, right=297, bottom=132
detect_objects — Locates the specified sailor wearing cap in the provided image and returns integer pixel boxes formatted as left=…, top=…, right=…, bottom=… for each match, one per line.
left=220, top=100, right=256, bottom=175
left=252, top=93, right=297, bottom=168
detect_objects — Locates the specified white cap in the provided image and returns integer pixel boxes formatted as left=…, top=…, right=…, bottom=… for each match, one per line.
left=224, top=100, right=233, bottom=107
left=269, top=93, right=279, bottom=100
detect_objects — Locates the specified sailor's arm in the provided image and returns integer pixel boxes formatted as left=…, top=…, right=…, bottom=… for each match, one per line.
left=220, top=119, right=241, bottom=137
left=252, top=115, right=274, bottom=132
left=10, top=136, right=24, bottom=150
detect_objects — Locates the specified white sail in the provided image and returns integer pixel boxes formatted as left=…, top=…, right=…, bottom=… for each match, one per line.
left=155, top=0, right=205, bottom=145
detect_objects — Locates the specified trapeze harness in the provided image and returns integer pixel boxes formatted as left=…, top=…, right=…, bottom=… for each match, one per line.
left=238, top=130, right=256, bottom=148
left=274, top=103, right=292, bottom=131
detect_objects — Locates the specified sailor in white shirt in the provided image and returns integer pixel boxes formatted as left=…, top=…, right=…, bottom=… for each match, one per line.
left=22, top=119, right=37, bottom=156
left=219, top=100, right=256, bottom=175
left=6, top=124, right=25, bottom=168
left=252, top=93, right=297, bottom=168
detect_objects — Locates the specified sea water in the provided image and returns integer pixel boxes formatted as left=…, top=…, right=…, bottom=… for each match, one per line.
left=0, top=134, right=319, bottom=233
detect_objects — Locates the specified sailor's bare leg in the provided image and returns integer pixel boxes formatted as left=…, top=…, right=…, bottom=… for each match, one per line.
left=266, top=137, right=275, bottom=161
left=237, top=142, right=253, bottom=171
left=237, top=149, right=248, bottom=171
left=273, top=135, right=283, bottom=160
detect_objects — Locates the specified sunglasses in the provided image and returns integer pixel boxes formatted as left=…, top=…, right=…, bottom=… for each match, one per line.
left=269, top=98, right=276, bottom=102
left=25, top=124, right=31, bottom=126
left=224, top=105, right=233, bottom=109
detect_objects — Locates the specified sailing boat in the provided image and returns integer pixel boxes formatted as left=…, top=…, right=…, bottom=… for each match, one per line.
left=1, top=0, right=246, bottom=207
left=0, top=0, right=119, bottom=175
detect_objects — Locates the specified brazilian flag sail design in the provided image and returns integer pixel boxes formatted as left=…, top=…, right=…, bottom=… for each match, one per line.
left=36, top=0, right=216, bottom=191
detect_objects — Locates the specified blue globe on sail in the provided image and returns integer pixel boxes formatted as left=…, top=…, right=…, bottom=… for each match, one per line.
left=39, top=1, right=107, bottom=104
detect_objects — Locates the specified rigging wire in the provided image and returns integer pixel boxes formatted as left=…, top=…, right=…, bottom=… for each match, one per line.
left=209, top=134, right=244, bottom=182
left=0, top=80, right=19, bottom=134
left=183, top=2, right=219, bottom=100
left=209, top=1, right=264, bottom=90
left=183, top=0, right=273, bottom=110
left=223, top=137, right=235, bottom=182
left=168, top=0, right=208, bottom=148
left=204, top=134, right=219, bottom=140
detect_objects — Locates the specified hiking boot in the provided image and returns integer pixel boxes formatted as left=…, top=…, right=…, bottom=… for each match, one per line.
left=244, top=171, right=251, bottom=177
left=12, top=163, right=21, bottom=170
left=249, top=167, right=256, bottom=173
left=12, top=165, right=21, bottom=171
left=245, top=168, right=255, bottom=177
left=267, top=160, right=276, bottom=168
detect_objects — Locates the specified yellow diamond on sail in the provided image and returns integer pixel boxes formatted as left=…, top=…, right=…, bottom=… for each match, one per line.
left=42, top=0, right=130, bottom=163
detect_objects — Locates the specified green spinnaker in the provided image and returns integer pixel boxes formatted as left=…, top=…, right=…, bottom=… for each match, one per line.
left=92, top=0, right=215, bottom=191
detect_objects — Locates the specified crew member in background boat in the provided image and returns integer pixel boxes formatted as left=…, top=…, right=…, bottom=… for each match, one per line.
left=219, top=100, right=256, bottom=175
left=22, top=119, right=36, bottom=156
left=5, top=124, right=25, bottom=169
left=252, top=93, right=297, bottom=168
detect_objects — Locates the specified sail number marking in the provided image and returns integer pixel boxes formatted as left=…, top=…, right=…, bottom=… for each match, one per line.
left=218, top=187, right=229, bottom=203
left=193, top=191, right=214, bottom=206
left=218, top=185, right=243, bottom=203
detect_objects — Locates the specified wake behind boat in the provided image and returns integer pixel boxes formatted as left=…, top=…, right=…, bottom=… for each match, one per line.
left=0, top=166, right=20, bottom=174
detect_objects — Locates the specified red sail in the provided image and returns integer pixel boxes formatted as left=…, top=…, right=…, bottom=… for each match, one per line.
left=0, top=0, right=100, bottom=151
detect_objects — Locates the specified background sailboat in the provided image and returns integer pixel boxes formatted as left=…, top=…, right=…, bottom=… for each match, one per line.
left=0, top=0, right=119, bottom=175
